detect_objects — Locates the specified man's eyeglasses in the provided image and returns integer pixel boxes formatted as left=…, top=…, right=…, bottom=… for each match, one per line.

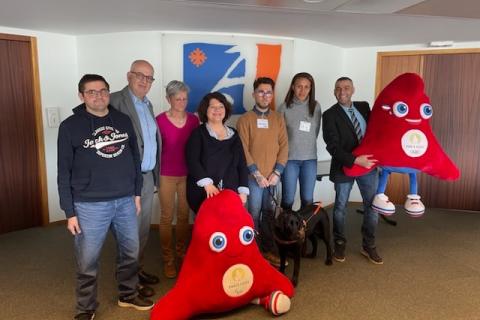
left=83, top=89, right=109, bottom=97
left=130, top=71, right=155, bottom=83
left=255, top=90, right=273, bottom=97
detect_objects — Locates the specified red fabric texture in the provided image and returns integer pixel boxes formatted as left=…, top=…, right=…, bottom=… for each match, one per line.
left=343, top=72, right=459, bottom=180
left=150, top=189, right=294, bottom=320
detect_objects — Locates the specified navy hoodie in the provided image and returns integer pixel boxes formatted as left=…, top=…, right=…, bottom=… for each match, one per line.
left=57, top=104, right=142, bottom=218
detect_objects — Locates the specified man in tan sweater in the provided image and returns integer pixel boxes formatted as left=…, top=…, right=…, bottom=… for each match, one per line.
left=237, top=77, right=288, bottom=267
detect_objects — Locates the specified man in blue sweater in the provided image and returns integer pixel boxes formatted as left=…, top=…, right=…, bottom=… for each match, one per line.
left=57, top=74, right=154, bottom=320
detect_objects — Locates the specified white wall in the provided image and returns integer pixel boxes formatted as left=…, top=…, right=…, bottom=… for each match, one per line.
left=76, top=31, right=164, bottom=114
left=0, top=26, right=78, bottom=222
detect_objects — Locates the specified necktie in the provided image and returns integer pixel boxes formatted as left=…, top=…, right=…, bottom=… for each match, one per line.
left=348, top=108, right=363, bottom=142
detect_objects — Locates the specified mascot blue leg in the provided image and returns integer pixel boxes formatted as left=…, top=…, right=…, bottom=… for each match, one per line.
left=372, top=167, right=396, bottom=216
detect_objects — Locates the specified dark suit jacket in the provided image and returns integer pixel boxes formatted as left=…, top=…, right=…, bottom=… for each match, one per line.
left=110, top=86, right=162, bottom=186
left=322, top=101, right=370, bottom=183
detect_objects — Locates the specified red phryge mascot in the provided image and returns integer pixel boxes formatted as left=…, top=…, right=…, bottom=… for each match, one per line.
left=150, top=189, right=294, bottom=320
left=344, top=73, right=460, bottom=217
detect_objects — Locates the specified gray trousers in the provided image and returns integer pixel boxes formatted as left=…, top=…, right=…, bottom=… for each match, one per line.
left=138, top=171, right=154, bottom=269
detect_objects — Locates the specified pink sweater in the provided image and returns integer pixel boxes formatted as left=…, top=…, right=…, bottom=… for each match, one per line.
left=156, top=112, right=199, bottom=176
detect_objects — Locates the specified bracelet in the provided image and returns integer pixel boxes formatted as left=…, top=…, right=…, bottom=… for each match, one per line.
left=272, top=170, right=280, bottom=177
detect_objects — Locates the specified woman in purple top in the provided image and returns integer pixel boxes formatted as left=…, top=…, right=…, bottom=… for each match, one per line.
left=156, top=80, right=199, bottom=279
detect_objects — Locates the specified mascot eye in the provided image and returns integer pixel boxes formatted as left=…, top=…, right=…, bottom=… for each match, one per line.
left=393, top=101, right=409, bottom=118
left=239, top=226, right=255, bottom=245
left=209, top=232, right=227, bottom=252
left=420, top=103, right=433, bottom=119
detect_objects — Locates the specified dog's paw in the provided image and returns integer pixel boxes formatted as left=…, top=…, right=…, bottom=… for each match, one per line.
left=325, top=259, right=333, bottom=266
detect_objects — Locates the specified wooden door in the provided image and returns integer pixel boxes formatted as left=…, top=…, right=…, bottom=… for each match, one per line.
left=420, top=53, right=480, bottom=210
left=376, top=49, right=480, bottom=211
left=0, top=34, right=48, bottom=234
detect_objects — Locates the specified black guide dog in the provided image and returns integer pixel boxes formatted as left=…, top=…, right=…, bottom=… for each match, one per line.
left=273, top=203, right=333, bottom=287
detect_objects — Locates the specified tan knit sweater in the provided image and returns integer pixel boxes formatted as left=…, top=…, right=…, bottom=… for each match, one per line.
left=236, top=109, right=288, bottom=177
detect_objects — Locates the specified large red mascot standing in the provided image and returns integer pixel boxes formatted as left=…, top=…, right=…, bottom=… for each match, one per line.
left=344, top=73, right=460, bottom=217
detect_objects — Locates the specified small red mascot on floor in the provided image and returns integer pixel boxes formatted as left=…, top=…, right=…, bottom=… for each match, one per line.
left=150, top=189, right=294, bottom=320
left=344, top=73, right=460, bottom=217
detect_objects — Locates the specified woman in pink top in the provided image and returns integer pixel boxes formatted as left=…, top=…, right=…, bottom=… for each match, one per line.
left=156, top=80, right=199, bottom=279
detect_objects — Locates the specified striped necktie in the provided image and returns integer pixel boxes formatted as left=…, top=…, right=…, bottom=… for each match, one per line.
left=348, top=108, right=363, bottom=142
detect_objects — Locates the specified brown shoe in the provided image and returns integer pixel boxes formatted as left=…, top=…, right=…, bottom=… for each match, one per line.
left=163, top=261, right=177, bottom=279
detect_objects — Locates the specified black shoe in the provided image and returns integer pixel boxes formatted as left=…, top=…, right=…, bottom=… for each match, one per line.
left=138, top=284, right=155, bottom=297
left=334, top=241, right=346, bottom=262
left=361, top=246, right=384, bottom=265
left=139, top=270, right=159, bottom=285
left=74, top=312, right=95, bottom=320
left=118, top=295, right=154, bottom=311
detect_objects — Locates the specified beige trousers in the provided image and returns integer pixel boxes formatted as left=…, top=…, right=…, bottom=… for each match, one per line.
left=158, top=175, right=190, bottom=263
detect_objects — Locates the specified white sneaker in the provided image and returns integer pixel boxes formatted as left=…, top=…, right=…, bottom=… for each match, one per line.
left=404, top=194, right=425, bottom=217
left=372, top=193, right=395, bottom=216
left=251, top=290, right=291, bottom=316
left=266, top=291, right=291, bottom=316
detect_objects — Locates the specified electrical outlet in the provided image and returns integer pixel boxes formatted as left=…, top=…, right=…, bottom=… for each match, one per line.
left=46, top=107, right=60, bottom=128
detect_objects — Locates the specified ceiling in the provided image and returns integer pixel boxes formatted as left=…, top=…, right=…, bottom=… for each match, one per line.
left=1, top=0, right=480, bottom=48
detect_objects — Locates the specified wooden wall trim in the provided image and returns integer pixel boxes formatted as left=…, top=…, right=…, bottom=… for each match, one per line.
left=378, top=48, right=480, bottom=57
left=30, top=37, right=50, bottom=226
left=374, top=54, right=382, bottom=97
left=0, top=33, right=31, bottom=42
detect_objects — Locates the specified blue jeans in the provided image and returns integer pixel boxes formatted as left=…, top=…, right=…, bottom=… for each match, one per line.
left=281, top=159, right=317, bottom=209
left=73, top=196, right=139, bottom=314
left=247, top=177, right=276, bottom=252
left=333, top=169, right=379, bottom=248
left=377, top=166, right=418, bottom=194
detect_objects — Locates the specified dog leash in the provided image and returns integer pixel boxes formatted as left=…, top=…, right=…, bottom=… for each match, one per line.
left=266, top=186, right=280, bottom=208
left=303, top=202, right=323, bottom=226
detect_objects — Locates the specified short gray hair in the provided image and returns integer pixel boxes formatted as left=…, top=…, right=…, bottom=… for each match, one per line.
left=166, top=80, right=190, bottom=97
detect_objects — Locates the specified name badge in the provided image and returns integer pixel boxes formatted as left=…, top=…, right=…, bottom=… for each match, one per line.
left=257, top=119, right=269, bottom=129
left=299, top=121, right=311, bottom=132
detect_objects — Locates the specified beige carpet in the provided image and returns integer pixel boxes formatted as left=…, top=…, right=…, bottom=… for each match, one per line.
left=1, top=205, right=479, bottom=320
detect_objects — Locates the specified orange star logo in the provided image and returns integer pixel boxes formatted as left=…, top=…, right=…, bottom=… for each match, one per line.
left=189, top=48, right=207, bottom=67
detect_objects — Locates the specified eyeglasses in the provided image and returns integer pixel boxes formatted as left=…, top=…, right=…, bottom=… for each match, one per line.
left=83, top=89, right=109, bottom=97
left=130, top=71, right=155, bottom=83
left=255, top=90, right=273, bottom=97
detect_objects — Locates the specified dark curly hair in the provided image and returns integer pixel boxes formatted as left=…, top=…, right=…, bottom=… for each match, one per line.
left=196, top=92, right=232, bottom=124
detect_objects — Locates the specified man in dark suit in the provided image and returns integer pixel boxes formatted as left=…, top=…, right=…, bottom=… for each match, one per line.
left=110, top=60, right=162, bottom=296
left=322, top=77, right=382, bottom=265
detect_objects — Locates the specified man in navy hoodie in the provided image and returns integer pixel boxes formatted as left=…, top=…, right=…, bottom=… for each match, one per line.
left=57, top=74, right=154, bottom=320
